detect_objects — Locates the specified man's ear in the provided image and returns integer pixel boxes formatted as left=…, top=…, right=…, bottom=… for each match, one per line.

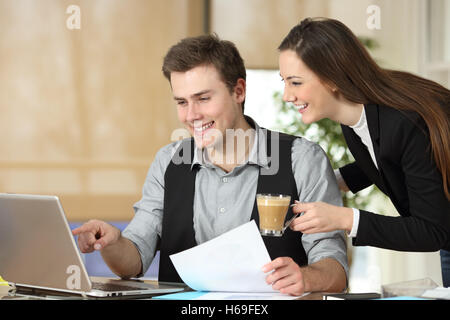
left=233, top=78, right=246, bottom=104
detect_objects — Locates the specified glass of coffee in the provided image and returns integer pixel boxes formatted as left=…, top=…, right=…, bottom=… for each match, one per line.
left=256, top=193, right=291, bottom=237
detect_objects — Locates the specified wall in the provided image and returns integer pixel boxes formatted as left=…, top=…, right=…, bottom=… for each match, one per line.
left=0, top=0, right=204, bottom=221
left=211, top=0, right=330, bottom=69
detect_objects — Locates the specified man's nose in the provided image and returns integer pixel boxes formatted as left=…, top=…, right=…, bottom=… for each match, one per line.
left=186, top=102, right=202, bottom=123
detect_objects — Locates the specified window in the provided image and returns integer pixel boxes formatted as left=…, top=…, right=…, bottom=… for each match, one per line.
left=244, top=70, right=284, bottom=130
left=421, top=0, right=450, bottom=88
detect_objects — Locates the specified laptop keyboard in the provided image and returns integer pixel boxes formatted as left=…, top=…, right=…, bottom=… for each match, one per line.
left=91, top=281, right=149, bottom=292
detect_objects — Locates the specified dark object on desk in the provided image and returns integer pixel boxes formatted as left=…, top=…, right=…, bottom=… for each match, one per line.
left=323, top=292, right=381, bottom=300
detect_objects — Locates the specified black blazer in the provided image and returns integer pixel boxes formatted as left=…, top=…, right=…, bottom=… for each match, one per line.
left=340, top=103, right=450, bottom=252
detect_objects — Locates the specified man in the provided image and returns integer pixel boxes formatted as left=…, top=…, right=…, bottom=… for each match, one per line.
left=73, top=34, right=348, bottom=296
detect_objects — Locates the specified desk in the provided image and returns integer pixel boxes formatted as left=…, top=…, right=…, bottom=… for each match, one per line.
left=0, top=278, right=325, bottom=300
left=1, top=283, right=443, bottom=301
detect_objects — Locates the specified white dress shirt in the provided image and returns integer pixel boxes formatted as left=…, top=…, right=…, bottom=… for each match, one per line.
left=337, top=107, right=378, bottom=238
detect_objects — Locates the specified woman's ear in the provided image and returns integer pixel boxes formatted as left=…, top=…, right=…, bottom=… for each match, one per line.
left=322, top=80, right=339, bottom=96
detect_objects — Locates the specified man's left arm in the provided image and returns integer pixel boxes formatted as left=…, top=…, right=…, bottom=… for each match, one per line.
left=290, top=138, right=348, bottom=293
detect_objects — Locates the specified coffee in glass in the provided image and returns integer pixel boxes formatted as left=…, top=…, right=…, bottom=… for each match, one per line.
left=256, top=194, right=291, bottom=237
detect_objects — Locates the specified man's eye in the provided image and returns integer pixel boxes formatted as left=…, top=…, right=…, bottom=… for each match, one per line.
left=199, top=97, right=210, bottom=102
left=176, top=100, right=187, bottom=106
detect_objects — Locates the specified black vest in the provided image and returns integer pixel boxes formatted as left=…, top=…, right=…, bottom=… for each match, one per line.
left=158, top=129, right=307, bottom=283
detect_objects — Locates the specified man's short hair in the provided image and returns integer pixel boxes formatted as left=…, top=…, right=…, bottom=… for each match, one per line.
left=162, top=33, right=246, bottom=111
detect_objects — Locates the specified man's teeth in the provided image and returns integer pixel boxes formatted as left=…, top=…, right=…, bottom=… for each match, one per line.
left=194, top=121, right=214, bottom=132
left=298, top=103, right=309, bottom=110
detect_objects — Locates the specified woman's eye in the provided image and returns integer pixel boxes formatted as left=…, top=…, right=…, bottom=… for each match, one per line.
left=292, top=82, right=302, bottom=86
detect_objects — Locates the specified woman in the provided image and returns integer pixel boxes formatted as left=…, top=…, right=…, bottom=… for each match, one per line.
left=279, top=18, right=450, bottom=286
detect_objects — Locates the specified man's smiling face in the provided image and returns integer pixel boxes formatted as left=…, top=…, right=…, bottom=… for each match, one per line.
left=171, top=64, right=246, bottom=149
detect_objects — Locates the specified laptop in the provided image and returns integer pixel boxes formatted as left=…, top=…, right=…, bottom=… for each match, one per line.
left=0, top=193, right=185, bottom=298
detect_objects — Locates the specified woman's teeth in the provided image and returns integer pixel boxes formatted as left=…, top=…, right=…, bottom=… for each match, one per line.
left=298, top=103, right=309, bottom=110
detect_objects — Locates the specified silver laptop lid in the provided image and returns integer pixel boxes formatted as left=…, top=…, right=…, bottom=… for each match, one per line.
left=0, top=193, right=92, bottom=292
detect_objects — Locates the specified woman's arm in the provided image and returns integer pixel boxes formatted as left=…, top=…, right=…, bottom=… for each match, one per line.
left=339, top=162, right=373, bottom=193
left=292, top=114, right=450, bottom=252
left=353, top=115, right=450, bottom=251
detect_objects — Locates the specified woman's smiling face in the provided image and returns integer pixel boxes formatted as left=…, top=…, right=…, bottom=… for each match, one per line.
left=279, top=49, right=339, bottom=124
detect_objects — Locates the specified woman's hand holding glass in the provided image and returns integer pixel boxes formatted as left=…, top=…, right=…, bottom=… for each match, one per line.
left=290, top=201, right=353, bottom=234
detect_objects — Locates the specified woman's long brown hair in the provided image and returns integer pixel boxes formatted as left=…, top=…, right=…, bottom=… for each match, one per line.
left=279, top=17, right=450, bottom=200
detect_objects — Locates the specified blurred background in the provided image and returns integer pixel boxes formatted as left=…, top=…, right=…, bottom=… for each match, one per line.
left=1, top=0, right=449, bottom=290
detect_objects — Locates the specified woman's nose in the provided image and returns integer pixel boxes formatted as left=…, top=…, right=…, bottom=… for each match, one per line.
left=282, top=87, right=295, bottom=103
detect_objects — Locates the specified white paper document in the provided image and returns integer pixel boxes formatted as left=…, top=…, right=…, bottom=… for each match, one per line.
left=169, top=220, right=278, bottom=293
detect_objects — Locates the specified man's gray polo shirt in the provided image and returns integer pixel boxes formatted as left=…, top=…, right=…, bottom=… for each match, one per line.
left=123, top=121, right=348, bottom=279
